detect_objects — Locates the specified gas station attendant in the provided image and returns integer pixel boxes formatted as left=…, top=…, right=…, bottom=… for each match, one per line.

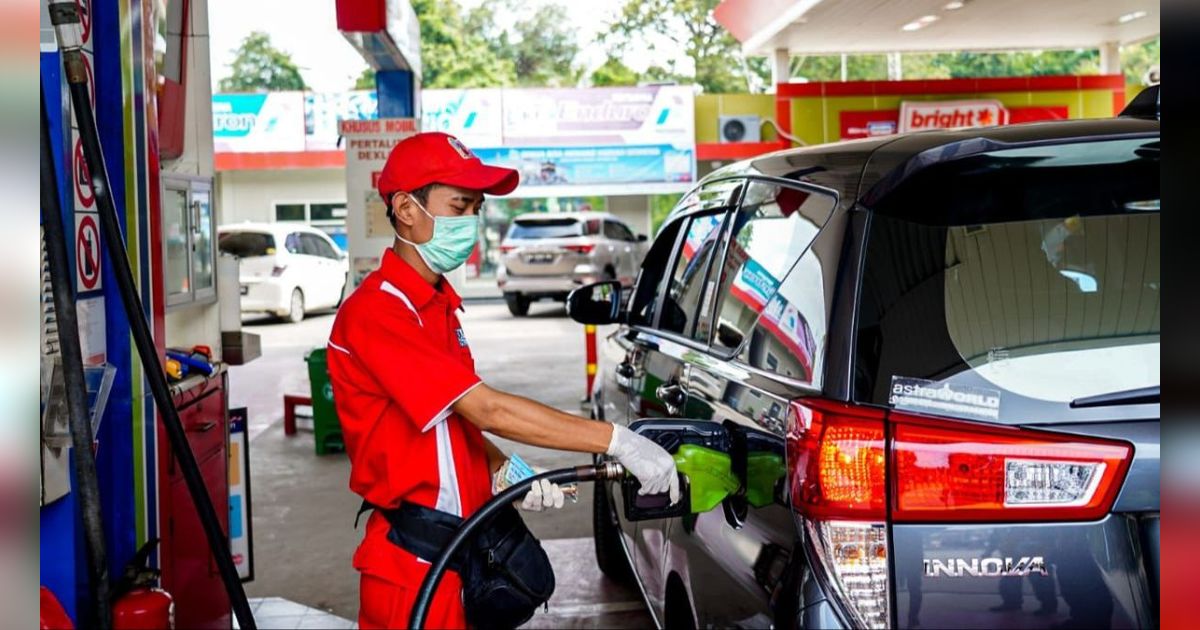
left=326, top=132, right=680, bottom=629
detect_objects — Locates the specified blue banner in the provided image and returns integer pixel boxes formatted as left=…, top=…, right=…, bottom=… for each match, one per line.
left=473, top=144, right=695, bottom=187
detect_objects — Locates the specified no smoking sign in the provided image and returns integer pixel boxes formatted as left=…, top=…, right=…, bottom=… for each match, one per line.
left=75, top=213, right=102, bottom=292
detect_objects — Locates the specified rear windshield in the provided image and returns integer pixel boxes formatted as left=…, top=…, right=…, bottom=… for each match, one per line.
left=506, top=218, right=582, bottom=240
left=855, top=136, right=1159, bottom=423
left=218, top=231, right=276, bottom=258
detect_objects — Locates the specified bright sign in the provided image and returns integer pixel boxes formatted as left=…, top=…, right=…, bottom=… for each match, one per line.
left=899, top=99, right=1008, bottom=133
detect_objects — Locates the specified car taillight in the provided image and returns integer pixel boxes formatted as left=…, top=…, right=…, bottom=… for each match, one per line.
left=563, top=244, right=595, bottom=254
left=787, top=399, right=888, bottom=628
left=890, top=413, right=1131, bottom=522
left=786, top=398, right=1133, bottom=629
left=271, top=265, right=287, bottom=277
left=499, top=245, right=516, bottom=253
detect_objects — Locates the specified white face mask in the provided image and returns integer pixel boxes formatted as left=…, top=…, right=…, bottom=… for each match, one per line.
left=393, top=194, right=480, bottom=275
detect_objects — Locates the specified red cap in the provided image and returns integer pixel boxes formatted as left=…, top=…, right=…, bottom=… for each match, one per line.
left=377, top=132, right=519, bottom=200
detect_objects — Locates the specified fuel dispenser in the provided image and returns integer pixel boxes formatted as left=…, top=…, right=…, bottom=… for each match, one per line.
left=40, top=0, right=258, bottom=627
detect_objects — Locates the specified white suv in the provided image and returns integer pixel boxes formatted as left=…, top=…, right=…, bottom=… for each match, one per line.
left=496, top=212, right=648, bottom=316
left=218, top=223, right=349, bottom=322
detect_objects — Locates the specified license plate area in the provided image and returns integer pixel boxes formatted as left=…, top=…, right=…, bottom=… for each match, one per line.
left=240, top=285, right=249, bottom=295
left=525, top=253, right=556, bottom=264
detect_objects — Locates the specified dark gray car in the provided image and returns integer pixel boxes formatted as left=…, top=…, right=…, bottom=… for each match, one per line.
left=574, top=98, right=1160, bottom=629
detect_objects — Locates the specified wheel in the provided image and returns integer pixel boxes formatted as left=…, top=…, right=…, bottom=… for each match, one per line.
left=593, top=472, right=633, bottom=584
left=284, top=288, right=305, bottom=323
left=505, top=293, right=530, bottom=317
left=603, top=265, right=617, bottom=282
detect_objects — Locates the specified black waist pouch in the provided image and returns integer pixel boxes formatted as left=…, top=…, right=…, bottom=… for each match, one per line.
left=368, top=501, right=555, bottom=629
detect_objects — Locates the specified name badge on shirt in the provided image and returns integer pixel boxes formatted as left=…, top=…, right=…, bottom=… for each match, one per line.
left=455, top=328, right=468, bottom=348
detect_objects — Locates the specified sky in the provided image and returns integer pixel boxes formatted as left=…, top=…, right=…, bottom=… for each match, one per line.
left=207, top=0, right=643, bottom=93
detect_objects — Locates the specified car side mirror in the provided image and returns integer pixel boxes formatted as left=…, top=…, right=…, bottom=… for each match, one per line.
left=566, top=281, right=623, bottom=325
left=637, top=234, right=648, bottom=242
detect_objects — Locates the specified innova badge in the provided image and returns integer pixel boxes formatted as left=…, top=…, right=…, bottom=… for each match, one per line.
left=923, top=556, right=1048, bottom=578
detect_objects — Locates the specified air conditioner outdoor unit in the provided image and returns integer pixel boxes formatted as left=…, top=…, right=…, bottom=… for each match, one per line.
left=719, top=115, right=761, bottom=143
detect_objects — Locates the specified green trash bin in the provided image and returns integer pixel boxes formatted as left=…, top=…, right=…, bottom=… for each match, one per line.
left=305, top=347, right=344, bottom=455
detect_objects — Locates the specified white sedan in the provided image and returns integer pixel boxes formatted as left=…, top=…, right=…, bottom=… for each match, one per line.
left=218, top=223, right=349, bottom=322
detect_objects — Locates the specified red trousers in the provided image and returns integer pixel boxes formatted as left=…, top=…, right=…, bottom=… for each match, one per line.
left=355, top=514, right=467, bottom=629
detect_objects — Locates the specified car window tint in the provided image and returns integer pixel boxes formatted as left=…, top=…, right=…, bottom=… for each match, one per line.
left=602, top=221, right=623, bottom=240
left=508, top=219, right=582, bottom=239
left=659, top=212, right=726, bottom=336
left=584, top=219, right=602, bottom=236
left=856, top=136, right=1159, bottom=423
left=709, top=182, right=835, bottom=353
left=285, top=233, right=303, bottom=254
left=299, top=234, right=324, bottom=257
left=612, top=222, right=635, bottom=241
left=312, top=235, right=339, bottom=259
left=628, top=219, right=685, bottom=327
left=218, top=232, right=275, bottom=258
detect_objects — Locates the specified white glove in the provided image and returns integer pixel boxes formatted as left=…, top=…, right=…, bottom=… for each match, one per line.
left=520, top=478, right=566, bottom=512
left=606, top=424, right=681, bottom=504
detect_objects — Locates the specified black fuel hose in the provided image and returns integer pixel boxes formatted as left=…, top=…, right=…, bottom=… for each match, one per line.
left=47, top=3, right=257, bottom=628
left=410, top=462, right=624, bottom=629
left=40, top=89, right=112, bottom=630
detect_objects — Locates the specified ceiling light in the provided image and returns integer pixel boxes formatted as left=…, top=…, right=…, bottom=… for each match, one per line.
left=1118, top=10, right=1147, bottom=24
left=944, top=1, right=965, bottom=9
left=901, top=15, right=940, bottom=31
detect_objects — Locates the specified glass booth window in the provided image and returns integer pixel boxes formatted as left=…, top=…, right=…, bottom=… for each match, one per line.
left=193, top=190, right=213, bottom=292
left=163, top=178, right=217, bottom=307
left=165, top=186, right=189, bottom=297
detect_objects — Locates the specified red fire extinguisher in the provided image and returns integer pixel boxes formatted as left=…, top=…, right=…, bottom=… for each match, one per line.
left=112, top=539, right=175, bottom=630
left=113, top=587, right=174, bottom=630
left=40, top=586, right=74, bottom=630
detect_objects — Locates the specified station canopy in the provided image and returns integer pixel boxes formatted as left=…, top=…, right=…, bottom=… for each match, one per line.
left=715, top=0, right=1160, bottom=56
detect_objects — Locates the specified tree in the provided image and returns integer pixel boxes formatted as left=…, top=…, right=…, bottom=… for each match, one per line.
left=354, top=67, right=375, bottom=90
left=1121, top=37, right=1159, bottom=84
left=218, top=31, right=307, bottom=92
left=590, top=56, right=641, bottom=87
left=468, top=0, right=583, bottom=87
left=790, top=54, right=889, bottom=82
left=411, top=0, right=515, bottom=88
left=605, top=0, right=764, bottom=94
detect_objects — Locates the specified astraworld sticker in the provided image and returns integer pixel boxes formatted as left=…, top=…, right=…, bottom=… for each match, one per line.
left=889, top=376, right=1001, bottom=421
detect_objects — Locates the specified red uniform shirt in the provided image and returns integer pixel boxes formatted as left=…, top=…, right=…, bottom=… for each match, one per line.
left=327, top=249, right=492, bottom=620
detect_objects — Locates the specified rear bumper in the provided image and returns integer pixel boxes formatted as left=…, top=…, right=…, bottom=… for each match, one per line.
left=240, top=278, right=290, bottom=314
left=497, top=266, right=601, bottom=296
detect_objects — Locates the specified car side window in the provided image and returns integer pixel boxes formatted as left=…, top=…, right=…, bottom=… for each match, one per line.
left=610, top=222, right=636, bottom=241
left=708, top=181, right=836, bottom=354
left=628, top=179, right=744, bottom=329
left=659, top=211, right=727, bottom=337
left=628, top=218, right=685, bottom=327
left=285, top=232, right=303, bottom=254
left=311, top=235, right=340, bottom=259
left=298, top=234, right=324, bottom=257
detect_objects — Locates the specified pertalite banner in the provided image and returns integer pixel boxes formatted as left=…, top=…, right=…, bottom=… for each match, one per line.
left=212, top=92, right=306, bottom=152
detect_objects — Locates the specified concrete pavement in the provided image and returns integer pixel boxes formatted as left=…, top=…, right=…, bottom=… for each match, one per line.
left=227, top=300, right=648, bottom=625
